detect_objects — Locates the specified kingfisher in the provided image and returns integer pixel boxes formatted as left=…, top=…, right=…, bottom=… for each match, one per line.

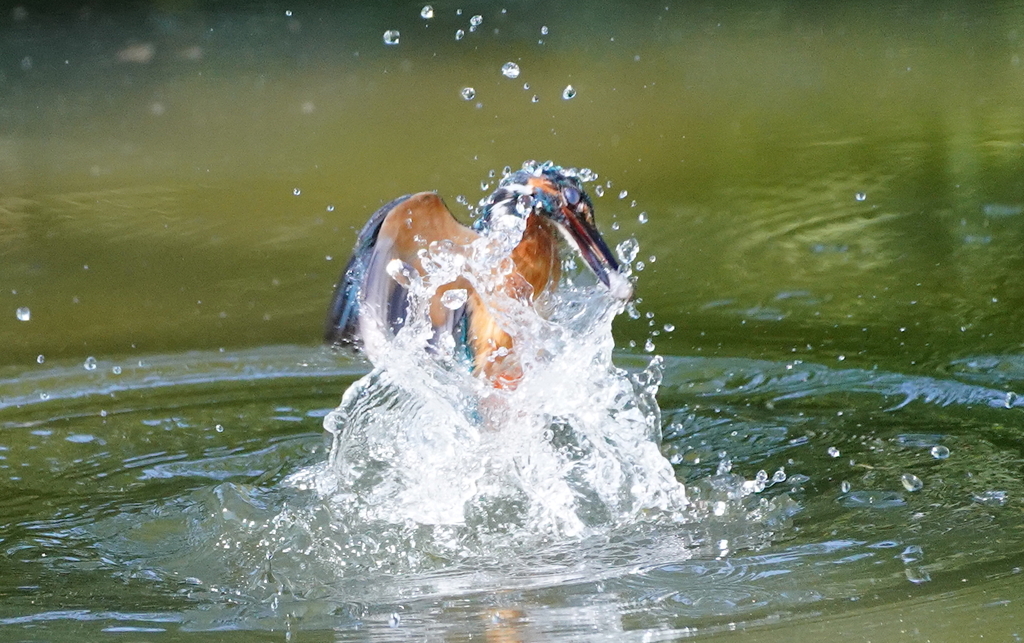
left=324, top=162, right=633, bottom=388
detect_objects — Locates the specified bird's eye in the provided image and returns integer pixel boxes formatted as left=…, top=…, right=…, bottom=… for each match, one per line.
left=562, top=186, right=581, bottom=207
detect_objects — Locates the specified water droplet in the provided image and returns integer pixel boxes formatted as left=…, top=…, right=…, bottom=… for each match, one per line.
left=772, top=468, right=787, bottom=483
left=440, top=288, right=468, bottom=310
left=610, top=221, right=619, bottom=230
left=39, top=392, right=49, bottom=400
left=83, top=356, right=97, bottom=371
left=562, top=84, right=576, bottom=100
left=635, top=261, right=645, bottom=272
left=616, top=238, right=640, bottom=264
left=36, top=354, right=45, bottom=364
left=455, top=29, right=465, bottom=40
left=285, top=10, right=292, bottom=17
left=637, top=212, right=649, bottom=224
left=618, top=190, right=628, bottom=199
left=326, top=205, right=334, bottom=212
left=541, top=25, right=549, bottom=35
left=855, top=192, right=867, bottom=201
left=15, top=307, right=30, bottom=321
left=389, top=613, right=401, bottom=628
left=420, top=5, right=434, bottom=19
left=460, top=87, right=475, bottom=100
left=215, top=424, right=224, bottom=433
left=470, top=14, right=483, bottom=26
left=383, top=30, right=400, bottom=45
left=501, top=61, right=520, bottom=78
left=112, top=365, right=122, bottom=375
left=904, top=567, right=931, bottom=584
left=827, top=446, right=840, bottom=458
left=594, top=185, right=605, bottom=197
left=900, top=473, right=923, bottom=492
left=530, top=95, right=539, bottom=103
left=840, top=480, right=851, bottom=493
left=930, top=445, right=950, bottom=459
left=292, top=188, right=301, bottom=196
left=515, top=194, right=534, bottom=215
left=663, top=323, right=675, bottom=332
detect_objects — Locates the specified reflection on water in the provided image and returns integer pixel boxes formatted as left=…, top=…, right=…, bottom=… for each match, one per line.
left=2, top=0, right=1024, bottom=640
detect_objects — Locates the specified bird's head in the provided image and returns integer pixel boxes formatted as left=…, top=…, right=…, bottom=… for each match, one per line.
left=477, top=162, right=634, bottom=301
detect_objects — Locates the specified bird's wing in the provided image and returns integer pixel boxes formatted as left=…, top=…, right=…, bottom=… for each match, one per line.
left=324, top=192, right=480, bottom=363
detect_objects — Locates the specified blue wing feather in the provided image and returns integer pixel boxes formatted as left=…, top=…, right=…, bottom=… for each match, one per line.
left=323, top=195, right=413, bottom=348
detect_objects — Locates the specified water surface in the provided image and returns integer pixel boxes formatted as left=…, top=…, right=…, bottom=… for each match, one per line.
left=1, top=1, right=1023, bottom=640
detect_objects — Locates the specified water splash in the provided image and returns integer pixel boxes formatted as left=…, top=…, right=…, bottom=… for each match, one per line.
left=305, top=175, right=692, bottom=536
left=83, top=169, right=807, bottom=623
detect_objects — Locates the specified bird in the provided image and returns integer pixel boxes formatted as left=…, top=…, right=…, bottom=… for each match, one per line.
left=324, top=162, right=633, bottom=389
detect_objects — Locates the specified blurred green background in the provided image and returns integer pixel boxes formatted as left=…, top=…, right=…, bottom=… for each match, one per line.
left=2, top=0, right=1024, bottom=373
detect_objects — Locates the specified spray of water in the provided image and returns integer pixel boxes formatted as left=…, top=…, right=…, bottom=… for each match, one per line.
left=78, top=170, right=798, bottom=627
left=289, top=164, right=690, bottom=542
left=225, top=164, right=800, bottom=606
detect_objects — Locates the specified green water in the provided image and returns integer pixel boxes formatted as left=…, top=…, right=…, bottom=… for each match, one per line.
left=1, top=1, right=1024, bottom=640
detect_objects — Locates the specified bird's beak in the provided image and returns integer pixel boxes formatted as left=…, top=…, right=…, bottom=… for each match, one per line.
left=558, top=206, right=634, bottom=301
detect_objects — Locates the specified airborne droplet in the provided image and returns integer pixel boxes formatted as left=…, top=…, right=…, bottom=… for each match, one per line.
left=440, top=288, right=469, bottom=310
left=616, top=238, right=639, bottom=264
left=383, top=30, right=400, bottom=45
left=901, top=473, right=924, bottom=492
left=420, top=5, right=434, bottom=19
left=562, top=84, right=576, bottom=100
left=84, top=356, right=98, bottom=371
left=501, top=62, right=520, bottom=78
left=15, top=307, right=30, bottom=321
left=461, top=87, right=475, bottom=100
